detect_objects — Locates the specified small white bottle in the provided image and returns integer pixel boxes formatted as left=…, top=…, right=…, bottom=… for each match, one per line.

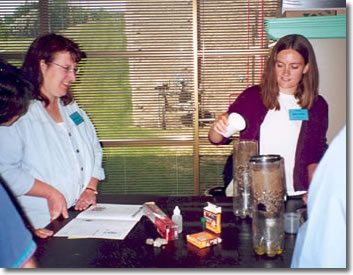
left=172, top=206, right=183, bottom=234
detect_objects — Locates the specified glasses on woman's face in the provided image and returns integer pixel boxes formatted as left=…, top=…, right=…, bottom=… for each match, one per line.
left=51, top=62, right=80, bottom=74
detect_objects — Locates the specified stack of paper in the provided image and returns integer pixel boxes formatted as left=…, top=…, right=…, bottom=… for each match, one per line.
left=54, top=203, right=144, bottom=240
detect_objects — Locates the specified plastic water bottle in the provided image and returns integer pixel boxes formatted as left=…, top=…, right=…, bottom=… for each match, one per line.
left=172, top=206, right=183, bottom=233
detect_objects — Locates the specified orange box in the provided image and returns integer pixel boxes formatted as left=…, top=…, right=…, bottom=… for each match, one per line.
left=186, top=231, right=222, bottom=249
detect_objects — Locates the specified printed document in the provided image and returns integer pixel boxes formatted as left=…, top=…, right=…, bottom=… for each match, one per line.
left=54, top=203, right=144, bottom=240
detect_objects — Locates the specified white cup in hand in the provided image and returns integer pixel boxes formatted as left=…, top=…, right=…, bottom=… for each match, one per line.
left=223, top=113, right=246, bottom=138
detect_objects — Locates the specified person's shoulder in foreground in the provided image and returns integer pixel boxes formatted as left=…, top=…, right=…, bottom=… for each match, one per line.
left=0, top=183, right=37, bottom=268
left=291, top=125, right=346, bottom=268
left=0, top=60, right=36, bottom=268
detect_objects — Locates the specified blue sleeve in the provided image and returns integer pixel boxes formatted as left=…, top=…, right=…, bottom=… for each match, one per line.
left=291, top=126, right=346, bottom=268
left=0, top=124, right=35, bottom=196
left=0, top=183, right=37, bottom=268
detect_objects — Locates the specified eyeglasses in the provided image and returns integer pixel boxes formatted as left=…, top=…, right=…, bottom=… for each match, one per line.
left=51, top=62, right=80, bottom=74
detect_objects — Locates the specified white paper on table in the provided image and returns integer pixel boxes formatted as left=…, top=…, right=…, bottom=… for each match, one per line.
left=54, top=203, right=144, bottom=240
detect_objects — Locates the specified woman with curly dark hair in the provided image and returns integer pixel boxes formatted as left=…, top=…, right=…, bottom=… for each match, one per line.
left=0, top=33, right=105, bottom=238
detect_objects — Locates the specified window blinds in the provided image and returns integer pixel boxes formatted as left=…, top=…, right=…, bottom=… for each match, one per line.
left=0, top=0, right=280, bottom=195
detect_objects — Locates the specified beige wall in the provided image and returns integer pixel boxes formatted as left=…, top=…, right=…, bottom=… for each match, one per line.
left=310, top=39, right=346, bottom=143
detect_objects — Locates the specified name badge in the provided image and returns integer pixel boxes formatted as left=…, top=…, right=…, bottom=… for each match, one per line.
left=289, top=109, right=309, bottom=121
left=70, top=111, right=84, bottom=125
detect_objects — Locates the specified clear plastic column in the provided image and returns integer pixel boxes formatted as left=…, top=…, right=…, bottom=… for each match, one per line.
left=232, top=140, right=258, bottom=218
left=249, top=155, right=285, bottom=257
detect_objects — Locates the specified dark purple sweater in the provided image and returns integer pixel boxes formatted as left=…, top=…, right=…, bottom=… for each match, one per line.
left=209, top=85, right=329, bottom=191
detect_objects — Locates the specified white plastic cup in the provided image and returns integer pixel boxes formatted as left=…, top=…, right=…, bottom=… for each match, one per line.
left=284, top=212, right=301, bottom=234
left=223, top=113, right=246, bottom=138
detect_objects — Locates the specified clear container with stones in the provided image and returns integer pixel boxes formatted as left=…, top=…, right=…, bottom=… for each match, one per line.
left=249, top=155, right=286, bottom=257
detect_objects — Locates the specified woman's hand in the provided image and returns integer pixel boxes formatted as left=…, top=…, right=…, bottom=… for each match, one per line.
left=75, top=177, right=99, bottom=211
left=208, top=113, right=229, bottom=143
left=308, top=163, right=318, bottom=183
left=74, top=188, right=97, bottom=211
left=302, top=192, right=308, bottom=205
left=302, top=163, right=318, bottom=206
left=33, top=228, right=54, bottom=239
left=26, top=179, right=69, bottom=222
left=46, top=188, right=69, bottom=221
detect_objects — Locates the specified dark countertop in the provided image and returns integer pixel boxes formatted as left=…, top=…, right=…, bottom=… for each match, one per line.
left=34, top=195, right=297, bottom=268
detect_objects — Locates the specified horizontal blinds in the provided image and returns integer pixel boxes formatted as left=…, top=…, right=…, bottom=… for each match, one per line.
left=68, top=0, right=194, bottom=140
left=198, top=0, right=278, bottom=192
left=68, top=0, right=195, bottom=194
left=0, top=0, right=280, bottom=195
left=103, top=146, right=194, bottom=195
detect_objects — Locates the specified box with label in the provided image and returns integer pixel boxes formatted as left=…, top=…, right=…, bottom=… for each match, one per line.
left=186, top=231, right=222, bottom=249
left=143, top=202, right=178, bottom=241
left=203, top=202, right=222, bottom=234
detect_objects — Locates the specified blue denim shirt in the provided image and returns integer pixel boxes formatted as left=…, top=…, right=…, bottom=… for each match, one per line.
left=0, top=100, right=105, bottom=228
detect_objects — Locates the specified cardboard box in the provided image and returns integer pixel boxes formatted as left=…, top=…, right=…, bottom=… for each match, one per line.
left=186, top=231, right=222, bottom=249
left=144, top=202, right=178, bottom=241
left=204, top=202, right=222, bottom=234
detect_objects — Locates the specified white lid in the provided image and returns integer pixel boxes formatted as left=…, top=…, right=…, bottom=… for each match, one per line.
left=204, top=202, right=222, bottom=213
left=173, top=206, right=181, bottom=215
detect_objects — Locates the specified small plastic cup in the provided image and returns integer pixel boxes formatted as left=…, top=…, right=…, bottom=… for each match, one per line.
left=223, top=113, right=246, bottom=138
left=284, top=212, right=301, bottom=234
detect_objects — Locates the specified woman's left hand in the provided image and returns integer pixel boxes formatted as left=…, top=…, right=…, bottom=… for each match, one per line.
left=302, top=192, right=308, bottom=205
left=34, top=228, right=54, bottom=239
left=74, top=188, right=97, bottom=211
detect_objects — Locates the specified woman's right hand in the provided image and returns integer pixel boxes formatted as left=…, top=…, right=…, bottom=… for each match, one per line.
left=46, top=188, right=69, bottom=221
left=26, top=179, right=69, bottom=222
left=208, top=113, right=229, bottom=143
left=212, top=113, right=229, bottom=135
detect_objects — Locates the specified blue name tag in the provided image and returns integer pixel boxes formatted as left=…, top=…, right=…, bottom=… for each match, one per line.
left=70, top=111, right=84, bottom=125
left=289, top=109, right=309, bottom=121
